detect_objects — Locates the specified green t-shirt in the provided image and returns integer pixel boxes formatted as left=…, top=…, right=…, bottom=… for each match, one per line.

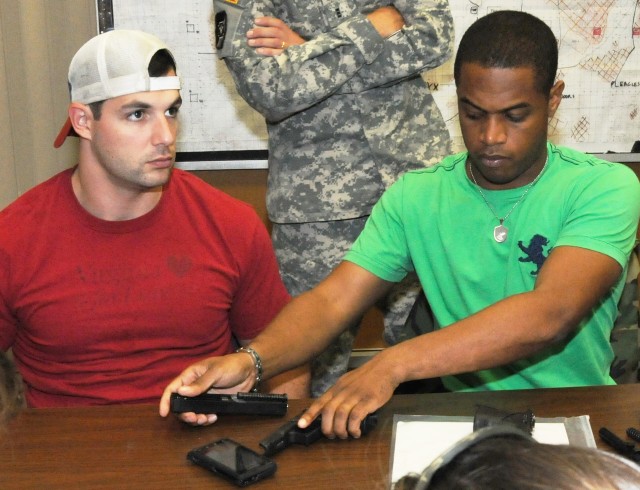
left=345, top=143, right=640, bottom=391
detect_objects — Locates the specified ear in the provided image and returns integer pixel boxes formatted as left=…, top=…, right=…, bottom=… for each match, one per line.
left=547, top=80, right=564, bottom=118
left=68, top=103, right=93, bottom=140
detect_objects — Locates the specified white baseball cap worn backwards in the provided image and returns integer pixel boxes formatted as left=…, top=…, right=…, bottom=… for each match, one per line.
left=54, top=29, right=181, bottom=148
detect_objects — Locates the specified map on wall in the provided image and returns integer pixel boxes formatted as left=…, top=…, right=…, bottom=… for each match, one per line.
left=105, top=0, right=640, bottom=167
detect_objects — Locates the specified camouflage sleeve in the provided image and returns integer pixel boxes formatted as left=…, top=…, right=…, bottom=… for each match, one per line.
left=216, top=0, right=385, bottom=122
left=348, top=0, right=454, bottom=92
left=215, top=0, right=451, bottom=122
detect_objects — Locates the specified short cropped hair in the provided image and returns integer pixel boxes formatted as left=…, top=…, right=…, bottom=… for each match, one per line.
left=453, top=10, right=558, bottom=95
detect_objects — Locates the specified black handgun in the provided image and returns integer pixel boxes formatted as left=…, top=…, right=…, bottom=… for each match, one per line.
left=599, top=427, right=640, bottom=463
left=259, top=410, right=378, bottom=456
left=170, top=392, right=288, bottom=416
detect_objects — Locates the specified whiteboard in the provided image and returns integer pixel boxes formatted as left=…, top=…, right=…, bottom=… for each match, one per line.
left=98, top=0, right=640, bottom=169
left=98, top=0, right=268, bottom=169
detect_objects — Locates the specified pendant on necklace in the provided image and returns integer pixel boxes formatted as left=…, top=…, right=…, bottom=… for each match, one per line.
left=494, top=223, right=508, bottom=243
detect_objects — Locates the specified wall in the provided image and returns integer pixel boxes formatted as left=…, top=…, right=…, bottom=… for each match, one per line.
left=0, top=0, right=98, bottom=209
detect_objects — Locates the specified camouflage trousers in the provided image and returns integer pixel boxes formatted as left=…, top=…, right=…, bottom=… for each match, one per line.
left=272, top=218, right=421, bottom=397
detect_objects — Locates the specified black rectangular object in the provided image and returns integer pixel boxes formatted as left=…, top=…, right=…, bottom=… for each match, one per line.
left=170, top=391, right=288, bottom=416
left=188, top=438, right=277, bottom=486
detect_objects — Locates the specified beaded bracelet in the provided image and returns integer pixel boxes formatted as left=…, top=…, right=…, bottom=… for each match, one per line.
left=236, top=346, right=263, bottom=392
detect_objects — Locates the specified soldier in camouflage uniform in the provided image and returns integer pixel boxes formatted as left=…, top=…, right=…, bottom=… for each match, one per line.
left=213, top=0, right=453, bottom=395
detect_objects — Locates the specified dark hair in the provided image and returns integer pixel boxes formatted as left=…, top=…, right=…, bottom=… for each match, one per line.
left=89, top=48, right=177, bottom=120
left=400, top=436, right=640, bottom=490
left=147, top=48, right=177, bottom=77
left=453, top=10, right=558, bottom=94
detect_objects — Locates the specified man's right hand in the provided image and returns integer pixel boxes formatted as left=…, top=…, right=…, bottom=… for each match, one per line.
left=158, top=353, right=256, bottom=425
left=246, top=17, right=305, bottom=56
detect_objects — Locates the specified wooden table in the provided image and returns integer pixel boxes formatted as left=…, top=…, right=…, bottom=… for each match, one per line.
left=1, top=384, right=639, bottom=489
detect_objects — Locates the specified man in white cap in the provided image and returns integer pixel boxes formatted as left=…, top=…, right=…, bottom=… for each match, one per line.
left=0, top=29, right=309, bottom=409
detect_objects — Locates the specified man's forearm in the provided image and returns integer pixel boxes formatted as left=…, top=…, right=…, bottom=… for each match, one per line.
left=222, top=8, right=380, bottom=122
left=249, top=262, right=392, bottom=381
left=347, top=0, right=453, bottom=92
left=389, top=292, right=563, bottom=384
left=248, top=289, right=355, bottom=380
left=387, top=246, right=622, bottom=384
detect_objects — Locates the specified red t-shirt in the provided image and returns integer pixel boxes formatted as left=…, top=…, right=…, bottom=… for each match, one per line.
left=0, top=168, right=289, bottom=407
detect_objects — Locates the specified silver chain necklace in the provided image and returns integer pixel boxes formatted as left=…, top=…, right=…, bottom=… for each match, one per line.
left=468, top=155, right=548, bottom=243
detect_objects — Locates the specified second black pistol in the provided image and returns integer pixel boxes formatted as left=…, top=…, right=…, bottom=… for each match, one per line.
left=259, top=410, right=378, bottom=456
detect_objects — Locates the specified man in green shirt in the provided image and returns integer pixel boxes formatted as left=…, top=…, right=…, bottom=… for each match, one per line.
left=160, top=10, right=640, bottom=437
